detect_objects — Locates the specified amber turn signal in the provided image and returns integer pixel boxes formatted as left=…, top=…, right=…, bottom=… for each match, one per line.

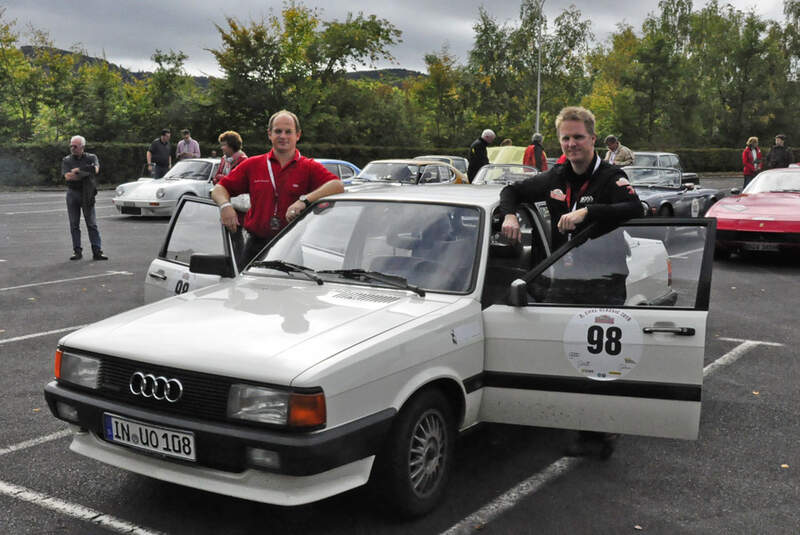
left=54, top=348, right=63, bottom=379
left=288, top=392, right=326, bottom=428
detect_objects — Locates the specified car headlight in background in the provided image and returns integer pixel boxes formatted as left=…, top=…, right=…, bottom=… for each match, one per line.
left=55, top=349, right=100, bottom=389
left=156, top=188, right=166, bottom=199
left=227, top=384, right=325, bottom=428
left=115, top=186, right=125, bottom=196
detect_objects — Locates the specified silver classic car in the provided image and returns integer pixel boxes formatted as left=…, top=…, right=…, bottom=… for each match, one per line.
left=112, top=158, right=220, bottom=216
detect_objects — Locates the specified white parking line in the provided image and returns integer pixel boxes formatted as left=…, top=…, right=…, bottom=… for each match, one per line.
left=0, top=480, right=164, bottom=535
left=0, top=430, right=71, bottom=456
left=0, top=271, right=133, bottom=292
left=669, top=247, right=705, bottom=260
left=0, top=325, right=87, bottom=345
left=439, top=337, right=781, bottom=535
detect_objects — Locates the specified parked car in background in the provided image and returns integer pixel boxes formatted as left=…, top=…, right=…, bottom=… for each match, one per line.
left=317, top=158, right=361, bottom=184
left=487, top=145, right=526, bottom=164
left=705, top=168, right=800, bottom=257
left=346, top=159, right=465, bottom=191
left=471, top=164, right=539, bottom=185
left=112, top=158, right=219, bottom=217
left=414, top=155, right=468, bottom=174
left=625, top=167, right=719, bottom=217
left=633, top=152, right=698, bottom=183
left=46, top=188, right=713, bottom=518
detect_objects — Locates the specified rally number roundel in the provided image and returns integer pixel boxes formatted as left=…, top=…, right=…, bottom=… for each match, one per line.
left=563, top=308, right=644, bottom=381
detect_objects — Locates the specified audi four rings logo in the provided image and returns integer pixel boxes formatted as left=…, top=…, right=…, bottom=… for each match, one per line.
left=129, top=372, right=183, bottom=403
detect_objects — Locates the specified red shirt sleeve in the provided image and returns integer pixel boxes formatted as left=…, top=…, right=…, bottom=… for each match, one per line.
left=219, top=155, right=261, bottom=196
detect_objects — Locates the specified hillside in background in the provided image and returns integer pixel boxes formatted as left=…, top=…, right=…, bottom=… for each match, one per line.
left=19, top=47, right=424, bottom=88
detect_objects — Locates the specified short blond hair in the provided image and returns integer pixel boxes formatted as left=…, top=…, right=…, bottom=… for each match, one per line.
left=268, top=110, right=301, bottom=133
left=555, top=106, right=596, bottom=137
left=746, top=136, right=758, bottom=146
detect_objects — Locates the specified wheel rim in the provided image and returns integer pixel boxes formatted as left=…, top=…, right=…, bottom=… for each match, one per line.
left=407, top=409, right=447, bottom=498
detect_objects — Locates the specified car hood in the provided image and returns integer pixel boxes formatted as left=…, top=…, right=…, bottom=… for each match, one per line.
left=116, top=179, right=206, bottom=199
left=708, top=192, right=800, bottom=219
left=60, top=277, right=455, bottom=386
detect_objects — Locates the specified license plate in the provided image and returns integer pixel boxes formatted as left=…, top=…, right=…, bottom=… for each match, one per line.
left=743, top=242, right=779, bottom=251
left=103, top=413, right=196, bottom=461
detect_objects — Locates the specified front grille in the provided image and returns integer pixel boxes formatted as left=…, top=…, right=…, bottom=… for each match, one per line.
left=717, top=230, right=800, bottom=244
left=97, top=354, right=232, bottom=422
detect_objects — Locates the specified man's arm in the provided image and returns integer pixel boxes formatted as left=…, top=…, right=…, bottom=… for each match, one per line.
left=211, top=184, right=238, bottom=232
left=285, top=179, right=344, bottom=222
left=615, top=147, right=634, bottom=166
left=191, top=140, right=201, bottom=158
left=499, top=174, right=550, bottom=241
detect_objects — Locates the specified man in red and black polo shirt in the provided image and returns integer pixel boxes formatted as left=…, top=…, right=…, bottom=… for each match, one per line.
left=211, top=110, right=344, bottom=266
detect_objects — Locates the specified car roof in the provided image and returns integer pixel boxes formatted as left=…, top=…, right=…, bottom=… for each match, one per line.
left=633, top=151, right=676, bottom=157
left=366, top=159, right=448, bottom=165
left=328, top=184, right=503, bottom=209
left=178, top=158, right=218, bottom=163
left=315, top=158, right=358, bottom=167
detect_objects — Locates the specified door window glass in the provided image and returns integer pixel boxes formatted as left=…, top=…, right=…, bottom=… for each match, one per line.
left=529, top=224, right=708, bottom=308
left=339, top=165, right=355, bottom=179
left=164, top=201, right=226, bottom=264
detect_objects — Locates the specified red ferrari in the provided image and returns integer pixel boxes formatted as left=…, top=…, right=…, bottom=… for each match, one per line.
left=706, top=168, right=800, bottom=258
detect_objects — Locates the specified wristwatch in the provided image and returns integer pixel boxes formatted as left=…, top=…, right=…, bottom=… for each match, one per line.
left=299, top=194, right=310, bottom=207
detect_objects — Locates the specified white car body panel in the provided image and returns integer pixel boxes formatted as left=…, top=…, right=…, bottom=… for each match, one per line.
left=48, top=187, right=714, bottom=507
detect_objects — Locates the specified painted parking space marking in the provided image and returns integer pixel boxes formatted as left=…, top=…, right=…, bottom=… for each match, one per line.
left=1, top=270, right=133, bottom=292
left=0, top=325, right=87, bottom=346
left=0, top=480, right=164, bottom=535
left=439, top=337, right=781, bottom=535
left=0, top=430, right=71, bottom=457
left=669, top=246, right=705, bottom=260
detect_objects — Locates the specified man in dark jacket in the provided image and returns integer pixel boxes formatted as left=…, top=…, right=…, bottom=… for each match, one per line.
left=62, top=135, right=107, bottom=260
left=499, top=106, right=641, bottom=458
left=766, top=134, right=792, bottom=169
left=467, top=129, right=496, bottom=182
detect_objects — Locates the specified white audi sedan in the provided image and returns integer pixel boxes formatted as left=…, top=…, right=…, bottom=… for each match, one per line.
left=45, top=187, right=714, bottom=517
left=112, top=158, right=220, bottom=216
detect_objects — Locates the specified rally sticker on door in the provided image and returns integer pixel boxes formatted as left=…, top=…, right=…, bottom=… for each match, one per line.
left=563, top=308, right=643, bottom=381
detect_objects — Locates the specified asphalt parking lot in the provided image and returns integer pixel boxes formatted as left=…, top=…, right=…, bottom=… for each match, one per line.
left=1, top=183, right=798, bottom=534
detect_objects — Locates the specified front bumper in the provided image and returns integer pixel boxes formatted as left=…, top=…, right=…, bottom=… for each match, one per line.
left=716, top=229, right=800, bottom=252
left=111, top=198, right=176, bottom=216
left=44, top=381, right=394, bottom=478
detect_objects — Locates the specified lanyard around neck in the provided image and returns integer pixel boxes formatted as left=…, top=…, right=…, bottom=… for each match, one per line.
left=266, top=151, right=301, bottom=217
left=565, top=156, right=601, bottom=211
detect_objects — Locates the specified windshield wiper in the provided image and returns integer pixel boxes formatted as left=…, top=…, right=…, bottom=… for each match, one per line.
left=250, top=260, right=323, bottom=285
left=317, top=269, right=425, bottom=297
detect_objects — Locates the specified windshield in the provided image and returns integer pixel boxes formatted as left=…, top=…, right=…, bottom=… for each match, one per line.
left=163, top=161, right=212, bottom=180
left=626, top=167, right=680, bottom=187
left=252, top=200, right=482, bottom=293
left=357, top=162, right=420, bottom=183
left=473, top=165, right=538, bottom=185
left=744, top=170, right=800, bottom=193
left=634, top=154, right=657, bottom=167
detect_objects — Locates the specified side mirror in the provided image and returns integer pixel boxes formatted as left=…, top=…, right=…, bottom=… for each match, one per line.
left=730, top=188, right=741, bottom=195
left=190, top=253, right=234, bottom=278
left=509, top=278, right=528, bottom=307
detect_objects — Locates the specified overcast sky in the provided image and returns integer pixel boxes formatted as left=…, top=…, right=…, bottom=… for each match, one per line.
left=3, top=0, right=787, bottom=76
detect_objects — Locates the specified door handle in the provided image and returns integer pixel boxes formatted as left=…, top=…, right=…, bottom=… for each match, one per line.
left=642, top=327, right=695, bottom=336
left=148, top=272, right=167, bottom=281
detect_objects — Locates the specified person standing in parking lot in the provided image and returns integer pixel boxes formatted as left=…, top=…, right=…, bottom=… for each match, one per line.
left=742, top=136, right=762, bottom=188
left=523, top=132, right=548, bottom=171
left=62, top=135, right=107, bottom=261
left=467, top=129, right=496, bottom=183
left=603, top=135, right=634, bottom=166
left=499, top=106, right=641, bottom=459
left=213, top=131, right=248, bottom=259
left=146, top=129, right=171, bottom=178
left=766, top=134, right=791, bottom=169
left=211, top=110, right=344, bottom=267
left=176, top=128, right=201, bottom=161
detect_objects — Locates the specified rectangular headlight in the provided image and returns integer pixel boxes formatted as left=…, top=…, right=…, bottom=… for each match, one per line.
left=56, top=350, right=100, bottom=389
left=227, top=384, right=290, bottom=425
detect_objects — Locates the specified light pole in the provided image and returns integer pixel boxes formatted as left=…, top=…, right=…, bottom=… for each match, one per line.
left=535, top=42, right=541, bottom=133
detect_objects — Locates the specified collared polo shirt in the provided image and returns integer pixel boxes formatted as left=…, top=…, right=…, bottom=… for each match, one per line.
left=218, top=149, right=339, bottom=238
left=176, top=138, right=201, bottom=160
left=148, top=138, right=171, bottom=166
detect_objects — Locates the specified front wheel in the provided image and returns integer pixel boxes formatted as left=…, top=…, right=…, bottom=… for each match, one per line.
left=371, top=389, right=456, bottom=518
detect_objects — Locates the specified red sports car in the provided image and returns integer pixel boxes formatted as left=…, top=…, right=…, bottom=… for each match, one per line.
left=706, top=168, right=800, bottom=257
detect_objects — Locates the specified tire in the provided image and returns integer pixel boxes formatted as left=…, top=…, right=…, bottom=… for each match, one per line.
left=371, top=388, right=456, bottom=518
left=657, top=205, right=673, bottom=217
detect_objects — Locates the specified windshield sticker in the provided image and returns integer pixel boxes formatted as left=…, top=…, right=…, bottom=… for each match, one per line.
left=563, top=308, right=643, bottom=381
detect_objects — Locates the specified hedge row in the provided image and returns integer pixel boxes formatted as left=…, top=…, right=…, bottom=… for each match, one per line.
left=2, top=143, right=797, bottom=187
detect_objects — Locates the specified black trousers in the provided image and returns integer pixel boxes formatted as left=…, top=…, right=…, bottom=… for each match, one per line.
left=239, top=234, right=271, bottom=269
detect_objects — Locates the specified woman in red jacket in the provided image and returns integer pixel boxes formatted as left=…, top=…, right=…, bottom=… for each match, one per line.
left=742, top=136, right=762, bottom=189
